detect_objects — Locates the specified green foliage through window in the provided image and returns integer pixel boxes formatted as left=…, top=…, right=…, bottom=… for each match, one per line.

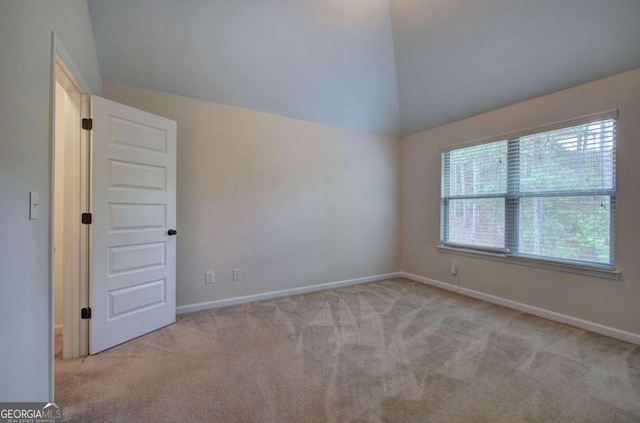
left=441, top=117, right=616, bottom=268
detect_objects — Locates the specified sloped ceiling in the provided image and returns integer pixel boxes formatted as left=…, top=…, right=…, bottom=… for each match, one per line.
left=88, top=0, right=640, bottom=136
left=87, top=0, right=400, bottom=135
left=391, top=0, right=640, bottom=135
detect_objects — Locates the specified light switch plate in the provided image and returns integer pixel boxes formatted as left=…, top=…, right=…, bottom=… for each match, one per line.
left=30, top=192, right=39, bottom=220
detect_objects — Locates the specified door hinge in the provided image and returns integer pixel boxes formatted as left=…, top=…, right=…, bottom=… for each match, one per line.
left=82, top=118, right=93, bottom=130
left=81, top=212, right=92, bottom=224
left=81, top=307, right=92, bottom=319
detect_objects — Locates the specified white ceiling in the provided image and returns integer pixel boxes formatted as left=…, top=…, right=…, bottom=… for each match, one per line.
left=87, top=0, right=640, bottom=136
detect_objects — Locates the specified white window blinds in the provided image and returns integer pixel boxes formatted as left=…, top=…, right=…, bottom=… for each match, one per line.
left=442, top=141, right=508, bottom=250
left=441, top=115, right=616, bottom=268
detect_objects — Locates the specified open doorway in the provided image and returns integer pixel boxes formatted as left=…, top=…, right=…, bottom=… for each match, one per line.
left=49, top=33, right=177, bottom=400
left=51, top=34, right=91, bottom=368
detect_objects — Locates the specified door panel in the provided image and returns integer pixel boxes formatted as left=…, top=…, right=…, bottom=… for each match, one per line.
left=109, top=203, right=167, bottom=231
left=109, top=160, right=167, bottom=191
left=108, top=242, right=166, bottom=275
left=90, top=96, right=176, bottom=354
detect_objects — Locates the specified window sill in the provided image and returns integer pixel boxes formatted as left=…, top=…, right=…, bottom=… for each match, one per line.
left=437, top=245, right=621, bottom=281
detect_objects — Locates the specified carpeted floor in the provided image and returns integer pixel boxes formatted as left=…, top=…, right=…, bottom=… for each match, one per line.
left=55, top=278, right=640, bottom=422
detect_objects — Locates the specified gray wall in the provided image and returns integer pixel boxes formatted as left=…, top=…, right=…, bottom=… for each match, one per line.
left=88, top=0, right=400, bottom=135
left=102, top=83, right=401, bottom=309
left=401, top=69, right=640, bottom=336
left=0, top=0, right=101, bottom=401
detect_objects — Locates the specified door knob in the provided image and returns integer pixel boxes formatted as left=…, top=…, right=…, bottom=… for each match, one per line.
left=168, top=229, right=177, bottom=236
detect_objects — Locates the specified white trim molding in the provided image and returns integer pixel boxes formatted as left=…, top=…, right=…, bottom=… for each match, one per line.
left=177, top=273, right=401, bottom=315
left=49, top=31, right=93, bottom=401
left=437, top=246, right=621, bottom=281
left=401, top=272, right=640, bottom=345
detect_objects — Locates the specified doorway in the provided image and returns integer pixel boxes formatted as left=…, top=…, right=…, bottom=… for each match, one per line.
left=49, top=33, right=177, bottom=401
left=51, top=34, right=91, bottom=366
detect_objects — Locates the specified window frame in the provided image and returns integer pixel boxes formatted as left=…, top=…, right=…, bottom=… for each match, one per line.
left=440, top=110, right=618, bottom=274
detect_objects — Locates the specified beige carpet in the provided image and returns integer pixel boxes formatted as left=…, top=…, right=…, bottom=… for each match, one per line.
left=55, top=278, right=640, bottom=422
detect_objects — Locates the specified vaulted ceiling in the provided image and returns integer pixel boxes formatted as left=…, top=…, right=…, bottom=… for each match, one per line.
left=88, top=0, right=640, bottom=136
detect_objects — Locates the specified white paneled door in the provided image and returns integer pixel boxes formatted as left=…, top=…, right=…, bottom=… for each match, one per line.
left=90, top=96, right=177, bottom=354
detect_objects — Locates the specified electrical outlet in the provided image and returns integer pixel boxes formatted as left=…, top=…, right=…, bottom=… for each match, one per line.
left=450, top=260, right=458, bottom=276
left=205, top=271, right=215, bottom=284
left=233, top=268, right=241, bottom=281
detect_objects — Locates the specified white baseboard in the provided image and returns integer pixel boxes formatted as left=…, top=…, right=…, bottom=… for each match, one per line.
left=54, top=324, right=63, bottom=336
left=176, top=272, right=401, bottom=315
left=400, top=272, right=640, bottom=345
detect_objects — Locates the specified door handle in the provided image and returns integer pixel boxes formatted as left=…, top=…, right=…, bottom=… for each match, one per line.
left=168, top=229, right=177, bottom=236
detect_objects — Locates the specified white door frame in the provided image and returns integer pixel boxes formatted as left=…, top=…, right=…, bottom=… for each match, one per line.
left=49, top=32, right=91, bottom=398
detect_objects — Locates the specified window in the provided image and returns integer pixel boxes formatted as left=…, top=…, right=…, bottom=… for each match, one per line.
left=441, top=114, right=616, bottom=269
